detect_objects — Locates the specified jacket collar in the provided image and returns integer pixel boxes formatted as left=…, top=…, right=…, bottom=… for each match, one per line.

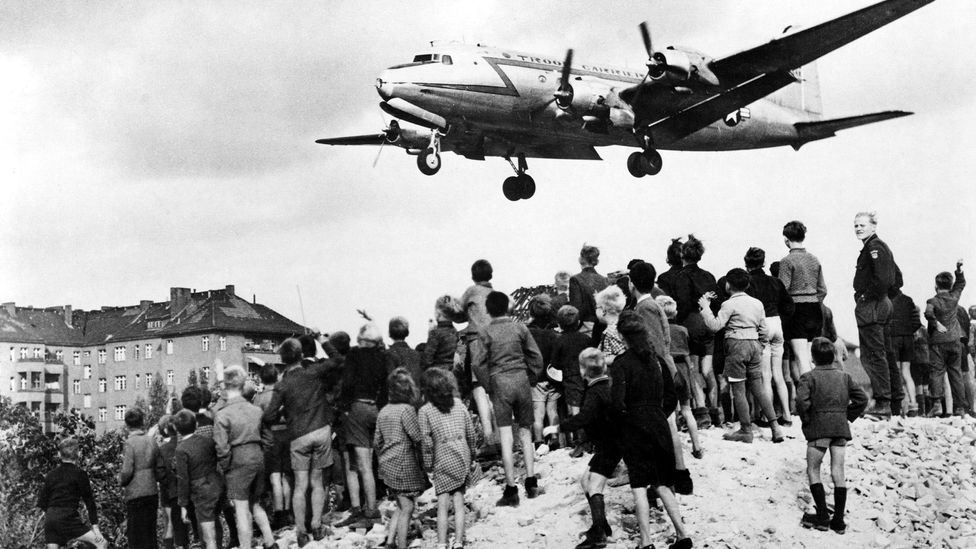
left=587, top=375, right=610, bottom=387
left=490, top=316, right=513, bottom=325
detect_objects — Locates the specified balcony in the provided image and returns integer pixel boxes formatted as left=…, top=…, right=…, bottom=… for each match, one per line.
left=11, top=390, right=64, bottom=406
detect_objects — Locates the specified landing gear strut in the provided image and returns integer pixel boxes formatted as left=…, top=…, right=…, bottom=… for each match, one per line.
left=417, top=130, right=443, bottom=176
left=627, top=130, right=663, bottom=178
left=502, top=153, right=535, bottom=201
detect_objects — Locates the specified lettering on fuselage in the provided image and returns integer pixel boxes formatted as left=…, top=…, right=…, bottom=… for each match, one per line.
left=511, top=54, right=644, bottom=81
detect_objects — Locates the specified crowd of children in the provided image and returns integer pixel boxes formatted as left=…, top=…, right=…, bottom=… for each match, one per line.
left=36, top=226, right=974, bottom=549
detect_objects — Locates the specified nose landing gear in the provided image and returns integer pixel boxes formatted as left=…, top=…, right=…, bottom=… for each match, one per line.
left=502, top=153, right=535, bottom=201
left=417, top=129, right=444, bottom=176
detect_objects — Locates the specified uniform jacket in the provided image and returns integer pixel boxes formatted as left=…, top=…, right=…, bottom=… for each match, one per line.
left=796, top=364, right=868, bottom=441
left=854, top=234, right=902, bottom=302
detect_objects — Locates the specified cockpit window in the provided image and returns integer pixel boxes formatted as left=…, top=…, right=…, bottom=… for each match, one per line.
left=441, top=55, right=453, bottom=65
left=411, top=53, right=451, bottom=65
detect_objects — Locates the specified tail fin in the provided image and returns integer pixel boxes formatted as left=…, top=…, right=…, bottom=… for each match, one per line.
left=767, top=62, right=823, bottom=116
left=792, top=110, right=912, bottom=149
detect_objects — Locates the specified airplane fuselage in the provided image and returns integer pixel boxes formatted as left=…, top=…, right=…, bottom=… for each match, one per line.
left=376, top=43, right=811, bottom=156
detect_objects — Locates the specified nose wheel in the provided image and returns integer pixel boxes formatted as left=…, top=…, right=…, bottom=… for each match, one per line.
left=417, top=129, right=444, bottom=176
left=502, top=153, right=536, bottom=201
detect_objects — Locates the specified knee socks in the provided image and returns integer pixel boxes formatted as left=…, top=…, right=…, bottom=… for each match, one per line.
left=810, top=483, right=828, bottom=519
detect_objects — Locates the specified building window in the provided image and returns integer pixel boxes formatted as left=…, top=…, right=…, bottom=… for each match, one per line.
left=219, top=336, right=226, bottom=351
left=114, top=346, right=126, bottom=362
left=20, top=375, right=27, bottom=391
left=83, top=394, right=91, bottom=408
left=19, top=347, right=27, bottom=360
left=145, top=343, right=153, bottom=359
left=31, top=373, right=41, bottom=390
left=98, top=408, right=107, bottom=422
left=33, top=347, right=42, bottom=359
left=134, top=374, right=141, bottom=390
left=146, top=372, right=153, bottom=390
left=115, top=405, right=126, bottom=421
left=114, top=375, right=126, bottom=391
left=84, top=350, right=91, bottom=359
left=73, top=351, right=81, bottom=365
left=98, top=378, right=107, bottom=393
left=97, top=349, right=106, bottom=364
left=73, top=380, right=81, bottom=394
left=8, top=347, right=13, bottom=362
left=8, top=377, right=14, bottom=392
left=134, top=346, right=140, bottom=360
left=201, top=336, right=210, bottom=352
left=166, top=340, right=173, bottom=355
left=147, top=320, right=164, bottom=329
left=55, top=350, right=64, bottom=362
left=166, top=370, right=174, bottom=386
left=201, top=366, right=211, bottom=382
left=83, top=365, right=92, bottom=379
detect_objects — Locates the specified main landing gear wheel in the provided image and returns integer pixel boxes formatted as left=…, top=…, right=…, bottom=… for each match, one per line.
left=627, top=150, right=663, bottom=177
left=502, top=175, right=535, bottom=201
left=417, top=147, right=441, bottom=176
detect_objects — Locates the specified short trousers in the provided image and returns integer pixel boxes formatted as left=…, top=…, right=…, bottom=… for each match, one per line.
left=531, top=382, right=560, bottom=404
left=290, top=425, right=334, bottom=471
left=225, top=445, right=266, bottom=501
left=910, top=362, right=930, bottom=385
left=784, top=302, right=823, bottom=341
left=388, top=488, right=423, bottom=499
left=45, top=507, right=90, bottom=545
left=588, top=443, right=623, bottom=478
left=674, top=359, right=693, bottom=406
left=265, top=429, right=292, bottom=474
left=688, top=337, right=714, bottom=358
left=489, top=370, right=534, bottom=428
left=889, top=335, right=915, bottom=363
left=763, top=316, right=785, bottom=358
left=723, top=339, right=763, bottom=382
left=190, top=480, right=222, bottom=523
left=807, top=437, right=848, bottom=448
left=562, top=378, right=584, bottom=408
left=344, top=401, right=378, bottom=449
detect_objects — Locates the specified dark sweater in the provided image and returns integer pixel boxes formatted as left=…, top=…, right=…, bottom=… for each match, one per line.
left=888, top=292, right=922, bottom=336
left=37, top=462, right=98, bottom=522
left=174, top=435, right=222, bottom=509
left=339, top=346, right=392, bottom=409
left=747, top=268, right=795, bottom=318
left=550, top=329, right=590, bottom=388
left=560, top=376, right=614, bottom=449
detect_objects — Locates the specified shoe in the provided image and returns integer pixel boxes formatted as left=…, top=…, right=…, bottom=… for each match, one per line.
left=906, top=403, right=918, bottom=418
left=863, top=403, right=892, bottom=420
left=312, top=522, right=330, bottom=541
left=722, top=430, right=754, bottom=443
left=691, top=448, right=704, bottom=460
left=668, top=538, right=693, bottom=549
left=673, top=469, right=693, bottom=495
left=800, top=511, right=830, bottom=531
left=777, top=416, right=793, bottom=427
left=753, top=416, right=772, bottom=428
left=829, top=517, right=847, bottom=535
left=708, top=408, right=722, bottom=428
left=569, top=445, right=587, bottom=458
left=890, top=400, right=903, bottom=417
left=574, top=526, right=608, bottom=549
left=334, top=507, right=363, bottom=527
left=497, top=485, right=520, bottom=507
left=926, top=400, right=943, bottom=418
left=525, top=476, right=540, bottom=499
left=771, top=424, right=785, bottom=443
left=296, top=531, right=310, bottom=547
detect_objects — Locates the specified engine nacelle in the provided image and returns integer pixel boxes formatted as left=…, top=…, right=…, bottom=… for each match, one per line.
left=649, top=48, right=720, bottom=87
left=567, top=80, right=611, bottom=118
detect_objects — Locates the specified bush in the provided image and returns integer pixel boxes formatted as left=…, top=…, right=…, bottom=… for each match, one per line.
left=0, top=398, right=127, bottom=548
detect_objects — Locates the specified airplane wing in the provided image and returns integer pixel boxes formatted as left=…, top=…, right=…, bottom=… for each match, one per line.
left=648, top=71, right=798, bottom=144
left=710, top=0, right=937, bottom=82
left=315, top=134, right=388, bottom=146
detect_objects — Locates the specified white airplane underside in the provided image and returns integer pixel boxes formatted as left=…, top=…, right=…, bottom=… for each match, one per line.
left=318, top=0, right=935, bottom=201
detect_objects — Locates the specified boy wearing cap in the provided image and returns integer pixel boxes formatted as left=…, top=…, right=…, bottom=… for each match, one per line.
left=37, top=438, right=107, bottom=549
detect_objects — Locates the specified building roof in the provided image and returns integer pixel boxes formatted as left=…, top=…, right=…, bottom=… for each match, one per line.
left=0, top=286, right=305, bottom=347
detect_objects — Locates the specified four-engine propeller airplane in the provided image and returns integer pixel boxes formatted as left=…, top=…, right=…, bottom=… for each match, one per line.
left=317, top=0, right=937, bottom=201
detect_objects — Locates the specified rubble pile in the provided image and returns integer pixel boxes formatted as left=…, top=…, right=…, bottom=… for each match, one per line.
left=273, top=417, right=976, bottom=549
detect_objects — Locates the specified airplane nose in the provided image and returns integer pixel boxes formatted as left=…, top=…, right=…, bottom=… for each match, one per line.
left=376, top=70, right=395, bottom=101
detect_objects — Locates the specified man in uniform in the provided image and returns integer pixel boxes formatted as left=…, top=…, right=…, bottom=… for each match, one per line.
left=853, top=211, right=903, bottom=419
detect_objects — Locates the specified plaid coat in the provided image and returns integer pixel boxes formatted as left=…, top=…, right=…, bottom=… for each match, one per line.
left=374, top=403, right=427, bottom=494
left=419, top=399, right=476, bottom=494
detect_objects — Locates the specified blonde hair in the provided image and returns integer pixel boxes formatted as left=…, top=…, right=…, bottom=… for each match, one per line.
left=655, top=295, right=678, bottom=319
left=223, top=365, right=247, bottom=389
left=595, top=285, right=626, bottom=316
left=855, top=211, right=878, bottom=225
left=357, top=323, right=383, bottom=346
left=578, top=347, right=607, bottom=379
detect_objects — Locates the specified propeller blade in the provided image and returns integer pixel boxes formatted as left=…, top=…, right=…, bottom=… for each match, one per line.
left=372, top=140, right=386, bottom=168
left=560, top=49, right=574, bottom=87
left=639, top=22, right=653, bottom=59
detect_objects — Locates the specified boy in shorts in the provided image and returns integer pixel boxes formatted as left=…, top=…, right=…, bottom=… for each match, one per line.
left=550, top=347, right=618, bottom=549
left=214, top=365, right=276, bottom=549
left=37, top=438, right=107, bottom=549
left=251, top=363, right=292, bottom=529
left=657, top=295, right=703, bottom=459
left=796, top=338, right=868, bottom=534
left=174, top=409, right=223, bottom=549
left=699, top=268, right=784, bottom=444
left=471, top=290, right=543, bottom=506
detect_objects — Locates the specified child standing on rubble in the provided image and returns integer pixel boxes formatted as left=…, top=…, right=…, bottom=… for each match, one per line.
left=796, top=337, right=868, bottom=534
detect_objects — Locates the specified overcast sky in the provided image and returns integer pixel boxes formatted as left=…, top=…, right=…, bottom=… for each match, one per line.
left=2, top=0, right=973, bottom=345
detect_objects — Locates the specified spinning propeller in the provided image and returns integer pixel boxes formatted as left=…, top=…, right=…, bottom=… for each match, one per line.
left=553, top=49, right=575, bottom=110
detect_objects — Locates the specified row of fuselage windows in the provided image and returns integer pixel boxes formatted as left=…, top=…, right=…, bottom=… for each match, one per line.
left=7, top=336, right=227, bottom=365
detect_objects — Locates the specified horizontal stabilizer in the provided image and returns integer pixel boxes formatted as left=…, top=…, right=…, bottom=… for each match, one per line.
left=315, top=134, right=387, bottom=146
left=793, top=110, right=912, bottom=147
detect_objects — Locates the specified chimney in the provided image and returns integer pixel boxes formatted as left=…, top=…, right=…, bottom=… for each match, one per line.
left=2, top=302, right=14, bottom=316
left=225, top=284, right=235, bottom=297
left=140, top=300, right=152, bottom=312
left=170, top=287, right=191, bottom=313
left=63, top=305, right=72, bottom=326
